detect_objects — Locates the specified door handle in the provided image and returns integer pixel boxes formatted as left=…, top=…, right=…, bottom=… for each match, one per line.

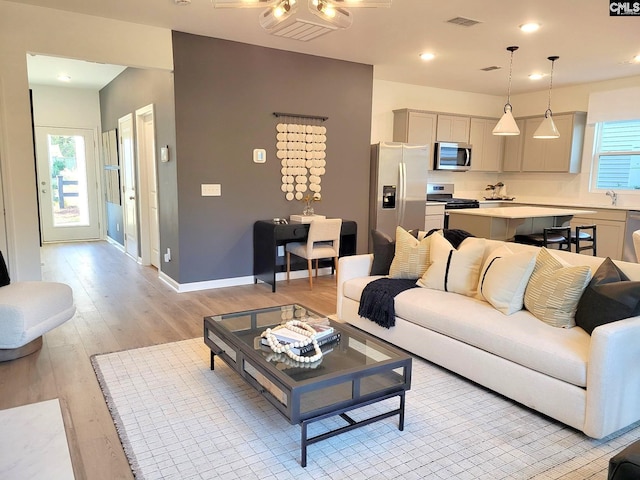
left=129, top=196, right=135, bottom=200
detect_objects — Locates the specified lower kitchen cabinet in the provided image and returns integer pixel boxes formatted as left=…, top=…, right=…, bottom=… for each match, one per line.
left=425, top=203, right=445, bottom=231
left=570, top=209, right=626, bottom=260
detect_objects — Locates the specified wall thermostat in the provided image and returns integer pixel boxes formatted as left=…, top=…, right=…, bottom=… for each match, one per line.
left=253, top=148, right=266, bottom=164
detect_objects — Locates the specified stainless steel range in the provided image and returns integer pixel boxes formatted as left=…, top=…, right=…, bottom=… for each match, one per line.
left=427, top=183, right=479, bottom=228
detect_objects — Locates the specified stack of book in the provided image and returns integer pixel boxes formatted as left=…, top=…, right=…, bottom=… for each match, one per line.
left=261, top=323, right=340, bottom=355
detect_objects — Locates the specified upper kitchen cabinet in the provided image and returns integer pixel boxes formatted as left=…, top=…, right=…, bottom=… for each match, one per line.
left=502, top=119, right=526, bottom=172
left=436, top=115, right=470, bottom=143
left=469, top=117, right=504, bottom=172
left=521, top=112, right=587, bottom=173
left=393, top=109, right=437, bottom=146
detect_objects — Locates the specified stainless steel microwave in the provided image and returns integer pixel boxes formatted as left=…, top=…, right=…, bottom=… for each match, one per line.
left=434, top=142, right=472, bottom=171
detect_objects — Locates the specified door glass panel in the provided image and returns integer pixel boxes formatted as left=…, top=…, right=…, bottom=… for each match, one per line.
left=47, top=134, right=90, bottom=227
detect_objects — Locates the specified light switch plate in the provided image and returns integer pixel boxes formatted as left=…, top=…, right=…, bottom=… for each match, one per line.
left=253, top=148, right=266, bottom=163
left=201, top=184, right=221, bottom=196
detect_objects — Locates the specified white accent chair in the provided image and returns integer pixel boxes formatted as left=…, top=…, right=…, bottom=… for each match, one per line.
left=633, top=230, right=640, bottom=263
left=0, top=282, right=76, bottom=361
left=286, top=218, right=342, bottom=289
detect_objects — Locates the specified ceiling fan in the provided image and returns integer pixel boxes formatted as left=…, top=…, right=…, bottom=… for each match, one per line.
left=212, top=0, right=392, bottom=41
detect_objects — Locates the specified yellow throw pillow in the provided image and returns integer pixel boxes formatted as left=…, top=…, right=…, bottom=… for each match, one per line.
left=389, top=226, right=432, bottom=279
left=417, top=234, right=486, bottom=297
left=524, top=248, right=592, bottom=328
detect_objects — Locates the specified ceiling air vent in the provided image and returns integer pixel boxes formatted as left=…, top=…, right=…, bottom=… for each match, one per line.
left=271, top=19, right=338, bottom=41
left=446, top=16, right=481, bottom=27
left=481, top=66, right=501, bottom=72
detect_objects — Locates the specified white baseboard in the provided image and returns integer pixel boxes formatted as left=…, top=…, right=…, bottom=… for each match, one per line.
left=158, top=267, right=333, bottom=293
left=106, top=236, right=125, bottom=252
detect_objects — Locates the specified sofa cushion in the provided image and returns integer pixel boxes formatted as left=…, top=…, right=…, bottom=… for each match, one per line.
left=370, top=229, right=395, bottom=276
left=478, top=245, right=537, bottom=315
left=389, top=226, right=432, bottom=280
left=393, top=287, right=590, bottom=387
left=524, top=248, right=592, bottom=328
left=417, top=235, right=485, bottom=297
left=343, top=275, right=382, bottom=303
left=575, top=257, right=640, bottom=335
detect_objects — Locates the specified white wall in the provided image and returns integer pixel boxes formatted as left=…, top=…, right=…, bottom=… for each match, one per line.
left=0, top=1, right=172, bottom=280
left=371, top=75, right=640, bottom=206
left=31, top=86, right=102, bottom=130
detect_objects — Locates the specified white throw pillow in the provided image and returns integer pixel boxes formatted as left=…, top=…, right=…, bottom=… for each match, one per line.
left=417, top=234, right=486, bottom=297
left=478, top=245, right=537, bottom=315
left=524, top=248, right=592, bottom=328
left=389, top=226, right=432, bottom=279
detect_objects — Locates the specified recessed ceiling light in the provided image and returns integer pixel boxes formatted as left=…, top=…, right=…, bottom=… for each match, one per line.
left=57, top=74, right=71, bottom=82
left=520, top=23, right=540, bottom=33
left=634, top=54, right=640, bottom=63
left=420, top=53, right=435, bottom=61
left=529, top=73, right=544, bottom=80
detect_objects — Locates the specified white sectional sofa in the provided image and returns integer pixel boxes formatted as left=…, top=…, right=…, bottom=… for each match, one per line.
left=337, top=237, right=640, bottom=439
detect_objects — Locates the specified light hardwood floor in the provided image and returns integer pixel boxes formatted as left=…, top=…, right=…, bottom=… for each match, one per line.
left=0, top=241, right=339, bottom=479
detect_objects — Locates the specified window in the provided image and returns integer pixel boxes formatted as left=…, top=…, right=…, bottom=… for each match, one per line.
left=594, top=119, right=640, bottom=191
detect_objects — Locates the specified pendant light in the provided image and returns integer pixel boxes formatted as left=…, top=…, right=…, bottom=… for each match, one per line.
left=493, top=46, right=520, bottom=136
left=533, top=56, right=560, bottom=139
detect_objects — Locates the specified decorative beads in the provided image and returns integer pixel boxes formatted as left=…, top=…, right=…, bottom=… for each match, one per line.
left=261, top=320, right=324, bottom=363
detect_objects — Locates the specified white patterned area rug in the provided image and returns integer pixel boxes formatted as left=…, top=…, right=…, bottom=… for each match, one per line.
left=91, top=338, right=639, bottom=480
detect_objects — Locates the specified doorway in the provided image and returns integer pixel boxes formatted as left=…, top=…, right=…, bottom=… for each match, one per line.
left=135, top=104, right=160, bottom=268
left=34, top=126, right=101, bottom=242
left=118, top=114, right=139, bottom=261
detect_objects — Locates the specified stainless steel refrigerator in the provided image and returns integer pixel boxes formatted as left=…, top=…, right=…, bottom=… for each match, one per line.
left=369, top=142, right=430, bottom=242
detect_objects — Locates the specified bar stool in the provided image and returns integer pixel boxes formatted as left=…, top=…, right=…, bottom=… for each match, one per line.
left=514, top=226, right=571, bottom=251
left=571, top=225, right=596, bottom=256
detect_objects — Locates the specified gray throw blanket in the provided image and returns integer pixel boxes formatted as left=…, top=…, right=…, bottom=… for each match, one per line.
left=358, top=278, right=418, bottom=328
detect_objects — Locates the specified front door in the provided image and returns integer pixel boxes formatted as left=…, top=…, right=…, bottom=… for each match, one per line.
left=35, top=127, right=101, bottom=242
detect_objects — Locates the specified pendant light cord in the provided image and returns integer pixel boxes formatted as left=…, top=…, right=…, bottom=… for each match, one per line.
left=504, top=46, right=519, bottom=113
left=544, top=56, right=558, bottom=118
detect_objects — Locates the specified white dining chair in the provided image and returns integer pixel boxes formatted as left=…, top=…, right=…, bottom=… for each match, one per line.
left=286, top=218, right=342, bottom=289
left=633, top=230, right=640, bottom=263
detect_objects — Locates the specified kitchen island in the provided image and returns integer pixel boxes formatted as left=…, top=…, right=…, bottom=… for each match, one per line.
left=447, top=206, right=596, bottom=241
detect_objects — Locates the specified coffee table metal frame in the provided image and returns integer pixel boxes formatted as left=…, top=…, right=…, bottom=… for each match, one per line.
left=203, top=304, right=412, bottom=467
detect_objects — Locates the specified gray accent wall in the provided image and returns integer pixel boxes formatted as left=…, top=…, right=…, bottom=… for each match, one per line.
left=99, top=67, right=179, bottom=280
left=172, top=32, right=373, bottom=284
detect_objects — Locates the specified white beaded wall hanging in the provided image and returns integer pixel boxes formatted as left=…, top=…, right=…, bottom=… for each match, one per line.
left=274, top=112, right=328, bottom=202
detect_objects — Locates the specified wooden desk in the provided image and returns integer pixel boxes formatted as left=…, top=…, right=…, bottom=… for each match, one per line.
left=448, top=206, right=596, bottom=241
left=253, top=220, right=357, bottom=292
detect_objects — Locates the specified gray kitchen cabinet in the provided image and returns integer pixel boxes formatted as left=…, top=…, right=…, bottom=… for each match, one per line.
left=424, top=203, right=445, bottom=231
left=521, top=112, right=586, bottom=173
left=393, top=109, right=437, bottom=145
left=436, top=114, right=470, bottom=143
left=469, top=117, right=503, bottom=172
left=501, top=119, right=526, bottom=172
left=570, top=208, right=626, bottom=260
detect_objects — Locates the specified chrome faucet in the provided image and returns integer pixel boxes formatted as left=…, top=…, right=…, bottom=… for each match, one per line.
left=606, top=190, right=618, bottom=206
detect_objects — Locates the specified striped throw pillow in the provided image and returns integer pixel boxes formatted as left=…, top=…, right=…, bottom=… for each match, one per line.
left=524, top=248, right=592, bottom=328
left=389, top=226, right=432, bottom=280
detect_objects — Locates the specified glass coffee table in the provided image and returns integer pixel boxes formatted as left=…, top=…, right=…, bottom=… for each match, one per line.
left=203, top=304, right=412, bottom=467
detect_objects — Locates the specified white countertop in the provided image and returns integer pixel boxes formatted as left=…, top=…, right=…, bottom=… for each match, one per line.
left=475, top=198, right=632, bottom=211
left=448, top=206, right=596, bottom=219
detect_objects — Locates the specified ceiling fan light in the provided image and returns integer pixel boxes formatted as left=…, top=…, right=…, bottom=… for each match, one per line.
left=309, top=0, right=352, bottom=28
left=259, top=0, right=297, bottom=29
left=533, top=113, right=560, bottom=139
left=492, top=109, right=520, bottom=135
